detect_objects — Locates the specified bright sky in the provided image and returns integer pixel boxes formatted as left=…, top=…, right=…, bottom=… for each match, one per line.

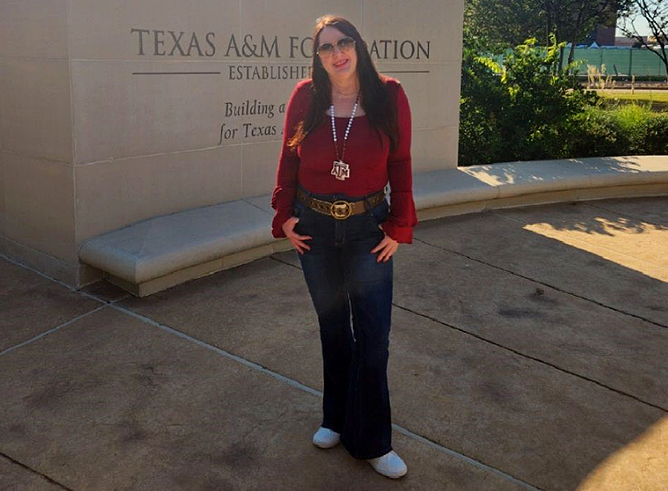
left=616, top=15, right=652, bottom=37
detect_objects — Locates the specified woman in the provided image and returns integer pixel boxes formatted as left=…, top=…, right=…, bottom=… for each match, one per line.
left=270, top=14, right=417, bottom=479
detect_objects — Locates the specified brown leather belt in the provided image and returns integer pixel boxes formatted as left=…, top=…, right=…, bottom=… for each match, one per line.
left=296, top=187, right=386, bottom=220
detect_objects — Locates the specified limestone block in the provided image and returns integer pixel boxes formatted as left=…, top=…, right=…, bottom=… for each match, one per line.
left=559, top=155, right=668, bottom=186
left=375, top=62, right=461, bottom=130
left=459, top=160, right=593, bottom=198
left=67, top=0, right=239, bottom=61
left=0, top=0, right=68, bottom=59
left=411, top=126, right=459, bottom=171
left=362, top=0, right=464, bottom=64
left=74, top=145, right=243, bottom=242
left=2, top=152, right=76, bottom=262
left=239, top=1, right=362, bottom=50
left=0, top=59, right=72, bottom=162
left=71, top=60, right=243, bottom=163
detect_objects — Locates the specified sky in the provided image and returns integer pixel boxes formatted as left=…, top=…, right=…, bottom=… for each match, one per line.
left=616, top=15, right=652, bottom=37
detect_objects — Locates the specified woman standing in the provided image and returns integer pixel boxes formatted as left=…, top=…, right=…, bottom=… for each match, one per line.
left=270, top=15, right=417, bottom=479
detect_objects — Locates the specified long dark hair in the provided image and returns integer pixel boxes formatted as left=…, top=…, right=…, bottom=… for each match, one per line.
left=288, top=15, right=398, bottom=152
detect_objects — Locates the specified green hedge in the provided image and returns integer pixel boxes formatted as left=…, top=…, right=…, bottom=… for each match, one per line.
left=459, top=36, right=668, bottom=165
left=643, top=112, right=668, bottom=154
left=568, top=105, right=668, bottom=158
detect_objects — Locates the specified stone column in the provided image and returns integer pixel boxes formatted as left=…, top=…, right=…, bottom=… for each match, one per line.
left=0, top=1, right=76, bottom=284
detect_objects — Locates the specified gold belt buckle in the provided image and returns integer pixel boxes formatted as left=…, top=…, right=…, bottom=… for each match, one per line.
left=330, top=200, right=353, bottom=220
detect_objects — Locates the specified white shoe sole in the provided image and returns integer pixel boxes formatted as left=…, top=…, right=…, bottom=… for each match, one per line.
left=367, top=451, right=408, bottom=478
left=312, top=427, right=340, bottom=448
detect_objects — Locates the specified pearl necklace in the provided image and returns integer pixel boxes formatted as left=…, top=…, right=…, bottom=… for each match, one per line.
left=329, top=90, right=360, bottom=181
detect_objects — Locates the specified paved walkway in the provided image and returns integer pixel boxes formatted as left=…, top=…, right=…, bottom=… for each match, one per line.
left=1, top=196, right=667, bottom=491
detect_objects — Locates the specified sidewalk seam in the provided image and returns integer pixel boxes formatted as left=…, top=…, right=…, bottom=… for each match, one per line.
left=0, top=245, right=658, bottom=489
left=392, top=302, right=667, bottom=413
left=0, top=452, right=76, bottom=491
left=271, top=251, right=668, bottom=412
left=0, top=305, right=108, bottom=358
left=412, top=236, right=667, bottom=330
left=109, top=303, right=322, bottom=398
left=105, top=301, right=546, bottom=491
left=391, top=425, right=546, bottom=491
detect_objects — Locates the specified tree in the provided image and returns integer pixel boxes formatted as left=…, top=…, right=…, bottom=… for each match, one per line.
left=535, top=1, right=632, bottom=66
left=619, top=0, right=668, bottom=77
left=560, top=0, right=633, bottom=64
left=465, top=0, right=631, bottom=65
left=464, top=0, right=545, bottom=47
left=553, top=0, right=631, bottom=65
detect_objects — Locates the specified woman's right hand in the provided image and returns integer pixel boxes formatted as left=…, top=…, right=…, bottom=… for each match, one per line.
left=282, top=216, right=312, bottom=254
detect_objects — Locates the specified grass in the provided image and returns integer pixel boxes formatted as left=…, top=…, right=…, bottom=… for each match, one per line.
left=595, top=89, right=668, bottom=112
left=611, top=104, right=653, bottom=132
left=596, top=89, right=668, bottom=102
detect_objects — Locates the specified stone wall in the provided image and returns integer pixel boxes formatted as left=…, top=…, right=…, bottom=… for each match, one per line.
left=0, top=0, right=465, bottom=286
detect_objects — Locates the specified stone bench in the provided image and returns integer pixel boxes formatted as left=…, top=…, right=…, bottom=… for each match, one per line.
left=78, top=155, right=668, bottom=297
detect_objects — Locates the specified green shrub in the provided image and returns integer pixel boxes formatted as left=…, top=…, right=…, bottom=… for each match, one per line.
left=567, top=106, right=629, bottom=157
left=459, top=36, right=596, bottom=165
left=459, top=36, right=508, bottom=164
left=567, top=104, right=668, bottom=158
left=459, top=34, right=668, bottom=163
left=642, top=114, right=668, bottom=154
left=614, top=104, right=652, bottom=154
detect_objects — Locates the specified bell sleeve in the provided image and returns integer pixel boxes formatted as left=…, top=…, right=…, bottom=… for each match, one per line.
left=270, top=81, right=309, bottom=239
left=380, top=82, right=418, bottom=244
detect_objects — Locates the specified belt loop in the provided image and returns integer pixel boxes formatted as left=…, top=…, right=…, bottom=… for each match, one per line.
left=363, top=188, right=378, bottom=213
left=363, top=196, right=373, bottom=213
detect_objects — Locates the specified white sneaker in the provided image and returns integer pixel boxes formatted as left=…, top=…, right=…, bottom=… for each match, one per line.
left=367, top=451, right=407, bottom=478
left=312, top=427, right=341, bottom=448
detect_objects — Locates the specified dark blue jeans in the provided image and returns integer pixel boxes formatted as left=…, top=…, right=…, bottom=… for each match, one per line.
left=293, top=186, right=393, bottom=460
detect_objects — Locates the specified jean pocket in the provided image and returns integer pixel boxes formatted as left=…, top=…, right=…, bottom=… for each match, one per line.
left=368, top=199, right=389, bottom=227
left=292, top=199, right=306, bottom=218
left=292, top=200, right=312, bottom=234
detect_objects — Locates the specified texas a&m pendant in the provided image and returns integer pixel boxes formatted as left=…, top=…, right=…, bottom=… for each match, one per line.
left=331, top=160, right=350, bottom=181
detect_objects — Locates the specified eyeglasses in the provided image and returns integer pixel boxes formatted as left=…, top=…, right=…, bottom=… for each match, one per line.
left=317, top=37, right=356, bottom=57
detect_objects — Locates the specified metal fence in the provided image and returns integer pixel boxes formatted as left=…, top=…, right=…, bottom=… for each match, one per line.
left=567, top=47, right=667, bottom=79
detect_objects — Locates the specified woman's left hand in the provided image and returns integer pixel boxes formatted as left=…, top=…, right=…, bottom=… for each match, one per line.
left=371, top=233, right=399, bottom=262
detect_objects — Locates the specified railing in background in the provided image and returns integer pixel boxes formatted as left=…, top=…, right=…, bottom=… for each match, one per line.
left=567, top=46, right=668, bottom=80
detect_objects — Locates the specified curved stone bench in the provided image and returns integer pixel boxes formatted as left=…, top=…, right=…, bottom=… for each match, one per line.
left=78, top=155, right=668, bottom=296
left=414, top=155, right=668, bottom=219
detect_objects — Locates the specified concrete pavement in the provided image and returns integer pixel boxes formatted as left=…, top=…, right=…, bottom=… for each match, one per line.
left=1, top=196, right=666, bottom=491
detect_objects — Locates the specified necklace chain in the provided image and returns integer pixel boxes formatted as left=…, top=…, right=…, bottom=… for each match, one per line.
left=333, top=89, right=358, bottom=97
left=330, top=90, right=360, bottom=163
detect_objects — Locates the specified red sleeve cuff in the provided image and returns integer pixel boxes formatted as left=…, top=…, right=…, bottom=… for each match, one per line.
left=380, top=219, right=414, bottom=244
left=271, top=208, right=293, bottom=239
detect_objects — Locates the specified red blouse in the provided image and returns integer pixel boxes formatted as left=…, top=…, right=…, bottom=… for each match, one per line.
left=270, top=76, right=418, bottom=243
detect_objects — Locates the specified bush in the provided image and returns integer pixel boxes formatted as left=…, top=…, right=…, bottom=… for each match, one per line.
left=567, top=106, right=629, bottom=157
left=639, top=112, right=668, bottom=154
left=459, top=36, right=596, bottom=165
left=458, top=36, right=508, bottom=164
left=567, top=104, right=668, bottom=158
left=459, top=35, right=668, bottom=164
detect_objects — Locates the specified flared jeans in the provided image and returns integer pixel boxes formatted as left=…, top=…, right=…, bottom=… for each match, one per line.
left=293, top=185, right=394, bottom=460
